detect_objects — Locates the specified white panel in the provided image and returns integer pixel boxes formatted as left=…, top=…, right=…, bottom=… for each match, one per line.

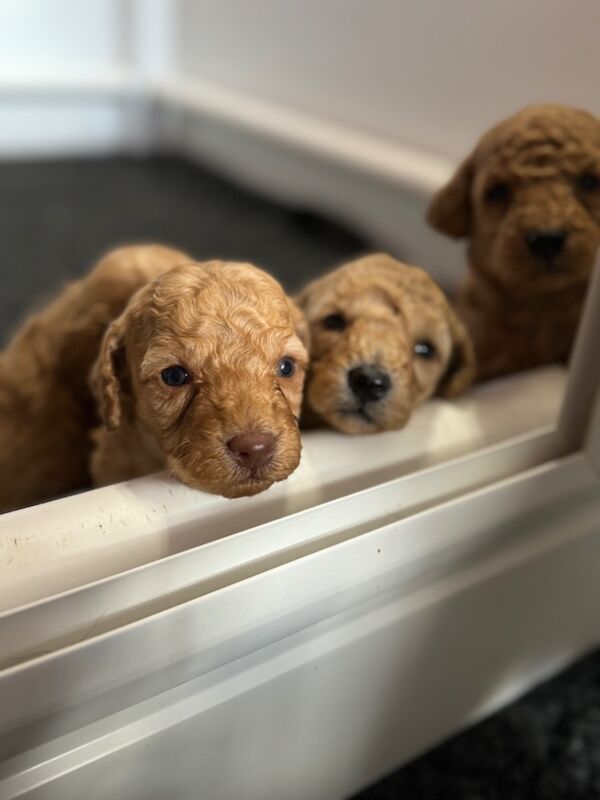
left=1, top=453, right=599, bottom=799
left=175, top=0, right=600, bottom=159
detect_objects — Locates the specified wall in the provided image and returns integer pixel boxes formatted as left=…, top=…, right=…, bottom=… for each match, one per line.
left=0, top=0, right=169, bottom=157
left=1, top=2, right=599, bottom=280
left=174, top=0, right=600, bottom=160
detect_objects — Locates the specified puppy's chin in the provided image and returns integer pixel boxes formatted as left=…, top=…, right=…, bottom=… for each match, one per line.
left=480, top=238, right=597, bottom=292
left=313, top=398, right=412, bottom=435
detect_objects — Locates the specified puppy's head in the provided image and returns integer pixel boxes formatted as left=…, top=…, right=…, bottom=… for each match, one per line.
left=297, top=254, right=474, bottom=434
left=428, top=104, right=600, bottom=291
left=92, top=261, right=309, bottom=497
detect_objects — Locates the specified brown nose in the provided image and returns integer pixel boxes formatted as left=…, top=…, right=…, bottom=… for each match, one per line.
left=228, top=432, right=276, bottom=470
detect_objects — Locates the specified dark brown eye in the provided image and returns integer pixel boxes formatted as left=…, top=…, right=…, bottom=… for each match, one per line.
left=578, top=173, right=600, bottom=192
left=485, top=183, right=510, bottom=204
left=322, top=313, right=347, bottom=331
left=277, top=357, right=296, bottom=378
left=161, top=365, right=189, bottom=386
left=414, top=341, right=437, bottom=360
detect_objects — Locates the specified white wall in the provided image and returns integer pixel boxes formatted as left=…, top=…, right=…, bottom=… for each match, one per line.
left=0, top=1, right=598, bottom=278
left=174, top=0, right=600, bottom=160
left=0, top=0, right=124, bottom=77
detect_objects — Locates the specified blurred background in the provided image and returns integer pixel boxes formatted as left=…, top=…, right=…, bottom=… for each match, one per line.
left=2, top=2, right=600, bottom=798
left=2, top=0, right=600, bottom=342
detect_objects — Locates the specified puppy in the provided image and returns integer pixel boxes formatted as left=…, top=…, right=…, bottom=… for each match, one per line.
left=90, top=260, right=309, bottom=498
left=428, top=104, right=600, bottom=380
left=0, top=244, right=190, bottom=513
left=296, top=253, right=474, bottom=434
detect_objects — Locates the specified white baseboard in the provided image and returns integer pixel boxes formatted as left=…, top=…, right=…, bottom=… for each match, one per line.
left=156, top=76, right=464, bottom=286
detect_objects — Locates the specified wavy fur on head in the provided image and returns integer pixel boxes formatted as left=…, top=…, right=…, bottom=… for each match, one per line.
left=0, top=244, right=191, bottom=513
left=428, top=104, right=600, bottom=379
left=296, top=253, right=474, bottom=434
left=90, top=260, right=309, bottom=498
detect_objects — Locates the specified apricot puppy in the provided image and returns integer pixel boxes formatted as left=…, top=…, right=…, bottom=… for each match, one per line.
left=0, top=244, right=190, bottom=513
left=91, top=260, right=309, bottom=498
left=297, top=253, right=474, bottom=434
left=427, top=104, right=600, bottom=379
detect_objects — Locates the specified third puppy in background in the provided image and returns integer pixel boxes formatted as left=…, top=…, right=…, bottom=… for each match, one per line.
left=427, top=104, right=600, bottom=380
left=297, top=253, right=474, bottom=434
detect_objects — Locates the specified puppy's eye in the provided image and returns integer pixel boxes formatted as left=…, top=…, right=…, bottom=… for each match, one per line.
left=322, top=313, right=347, bottom=331
left=578, top=173, right=600, bottom=192
left=277, top=357, right=296, bottom=378
left=414, top=341, right=437, bottom=360
left=485, top=183, right=510, bottom=204
left=161, top=365, right=189, bottom=386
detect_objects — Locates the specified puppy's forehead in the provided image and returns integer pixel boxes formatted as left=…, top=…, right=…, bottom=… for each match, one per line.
left=308, top=257, right=442, bottom=317
left=476, top=105, right=600, bottom=176
left=152, top=262, right=294, bottom=329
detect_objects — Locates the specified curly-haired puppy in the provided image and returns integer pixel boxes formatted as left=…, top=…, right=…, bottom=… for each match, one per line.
left=428, top=104, right=600, bottom=380
left=0, top=244, right=190, bottom=513
left=91, top=260, right=309, bottom=498
left=296, top=253, right=474, bottom=434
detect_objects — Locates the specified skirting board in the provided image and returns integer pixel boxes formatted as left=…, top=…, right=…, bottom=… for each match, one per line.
left=1, top=452, right=599, bottom=799
left=0, top=71, right=463, bottom=287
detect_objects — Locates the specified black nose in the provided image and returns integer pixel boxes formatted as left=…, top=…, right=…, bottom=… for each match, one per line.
left=526, top=229, right=567, bottom=261
left=348, top=364, right=391, bottom=404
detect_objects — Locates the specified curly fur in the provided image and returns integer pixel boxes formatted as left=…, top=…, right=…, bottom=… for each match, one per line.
left=428, top=104, right=600, bottom=379
left=90, top=259, right=309, bottom=498
left=0, top=244, right=190, bottom=513
left=296, top=253, right=474, bottom=434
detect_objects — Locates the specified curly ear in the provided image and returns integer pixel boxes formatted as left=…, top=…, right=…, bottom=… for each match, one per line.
left=437, top=306, right=476, bottom=398
left=90, top=314, right=129, bottom=431
left=427, top=155, right=474, bottom=239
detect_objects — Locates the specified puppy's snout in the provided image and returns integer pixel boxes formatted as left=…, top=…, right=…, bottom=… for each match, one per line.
left=348, top=364, right=391, bottom=404
left=526, top=229, right=567, bottom=262
left=228, top=432, right=275, bottom=470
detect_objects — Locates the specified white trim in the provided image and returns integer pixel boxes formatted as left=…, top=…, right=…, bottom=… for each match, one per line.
left=559, top=257, right=600, bottom=448
left=155, top=75, right=453, bottom=196
left=0, top=424, right=562, bottom=667
left=1, top=452, right=599, bottom=794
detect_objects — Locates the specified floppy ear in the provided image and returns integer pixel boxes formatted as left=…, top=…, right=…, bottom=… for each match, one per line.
left=90, top=313, right=129, bottom=431
left=427, top=154, right=474, bottom=239
left=288, top=298, right=311, bottom=353
left=436, top=306, right=476, bottom=398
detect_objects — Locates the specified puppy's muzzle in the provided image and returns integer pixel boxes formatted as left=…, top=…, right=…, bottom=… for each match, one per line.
left=228, top=432, right=276, bottom=471
left=526, top=229, right=567, bottom=264
left=347, top=364, right=392, bottom=405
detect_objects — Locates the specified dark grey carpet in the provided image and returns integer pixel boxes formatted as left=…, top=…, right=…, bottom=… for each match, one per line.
left=1, top=156, right=598, bottom=799
left=0, top=156, right=368, bottom=344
